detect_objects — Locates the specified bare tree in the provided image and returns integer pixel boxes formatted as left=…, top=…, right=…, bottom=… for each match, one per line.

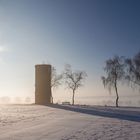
left=125, top=52, right=140, bottom=88
left=0, top=96, right=11, bottom=104
left=25, top=97, right=31, bottom=104
left=102, top=56, right=125, bottom=107
left=51, top=67, right=63, bottom=103
left=15, top=97, right=22, bottom=104
left=64, top=64, right=87, bottom=105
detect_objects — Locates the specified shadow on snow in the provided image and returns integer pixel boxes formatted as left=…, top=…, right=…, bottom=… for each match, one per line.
left=47, top=104, right=140, bottom=122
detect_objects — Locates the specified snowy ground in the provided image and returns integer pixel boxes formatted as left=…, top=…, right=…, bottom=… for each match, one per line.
left=0, top=104, right=140, bottom=140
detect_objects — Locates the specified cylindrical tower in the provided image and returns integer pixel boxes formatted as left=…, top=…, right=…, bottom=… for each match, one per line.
left=35, top=64, right=52, bottom=105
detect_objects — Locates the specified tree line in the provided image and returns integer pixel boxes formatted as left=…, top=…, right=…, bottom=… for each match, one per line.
left=102, top=51, right=140, bottom=107
left=51, top=64, right=87, bottom=105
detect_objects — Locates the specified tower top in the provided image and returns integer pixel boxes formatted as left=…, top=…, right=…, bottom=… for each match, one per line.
left=35, top=64, right=51, bottom=67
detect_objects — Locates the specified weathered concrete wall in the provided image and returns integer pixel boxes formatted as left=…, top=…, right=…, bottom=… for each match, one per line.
left=35, top=64, right=52, bottom=105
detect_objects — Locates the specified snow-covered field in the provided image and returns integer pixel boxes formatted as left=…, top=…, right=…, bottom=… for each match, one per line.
left=0, top=104, right=140, bottom=140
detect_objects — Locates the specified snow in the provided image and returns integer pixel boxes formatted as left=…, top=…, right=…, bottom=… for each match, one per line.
left=0, top=104, right=140, bottom=140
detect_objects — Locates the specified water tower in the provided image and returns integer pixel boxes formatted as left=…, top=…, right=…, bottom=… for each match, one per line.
left=35, top=64, right=52, bottom=105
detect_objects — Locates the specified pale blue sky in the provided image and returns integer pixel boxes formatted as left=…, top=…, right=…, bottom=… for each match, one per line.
left=0, top=0, right=140, bottom=105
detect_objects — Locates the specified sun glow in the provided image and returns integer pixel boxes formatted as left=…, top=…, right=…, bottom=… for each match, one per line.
left=0, top=46, right=8, bottom=53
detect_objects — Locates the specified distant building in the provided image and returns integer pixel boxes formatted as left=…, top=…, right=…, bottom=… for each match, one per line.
left=35, top=64, right=52, bottom=105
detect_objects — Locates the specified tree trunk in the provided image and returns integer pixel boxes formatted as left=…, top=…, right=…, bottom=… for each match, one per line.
left=114, top=82, right=119, bottom=107
left=72, top=90, right=75, bottom=105
left=51, top=96, right=53, bottom=104
left=51, top=89, right=53, bottom=104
